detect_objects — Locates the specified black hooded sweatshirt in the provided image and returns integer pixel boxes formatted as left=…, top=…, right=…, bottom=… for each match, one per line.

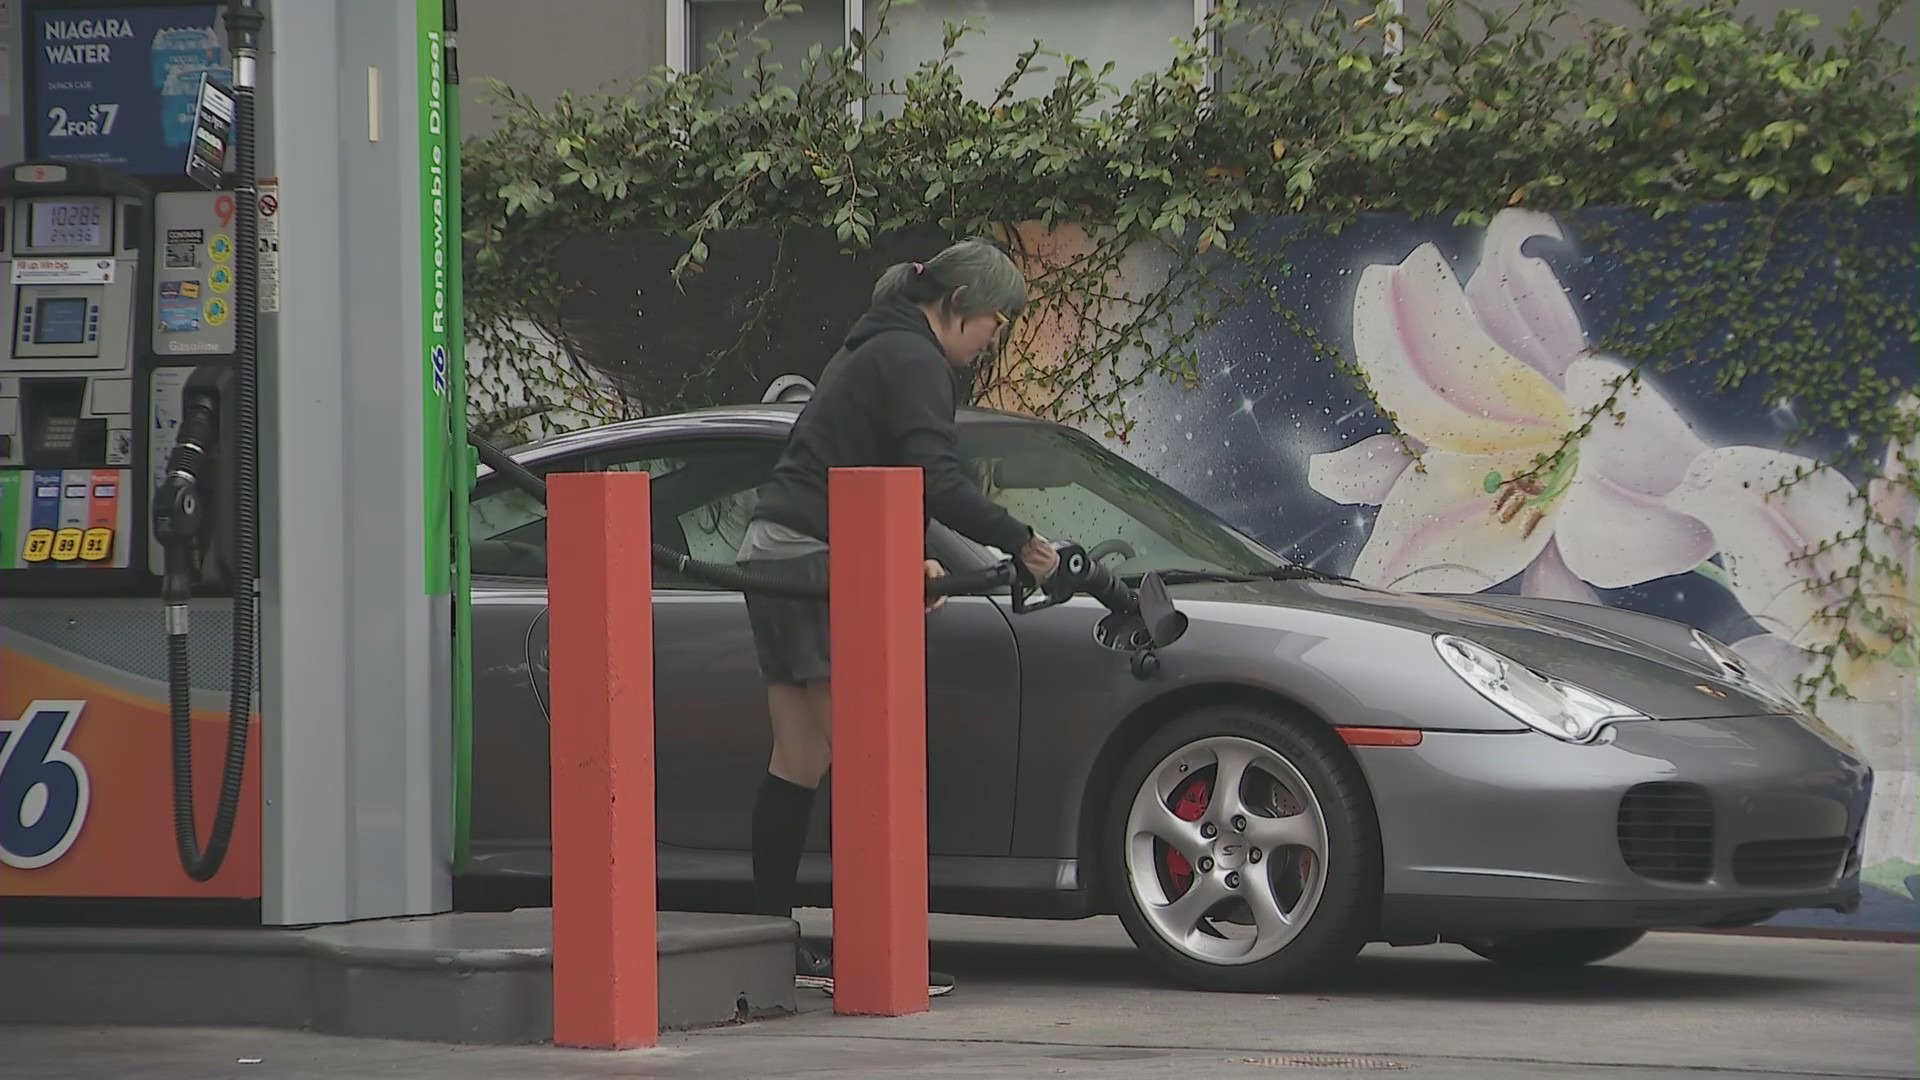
left=750, top=296, right=1036, bottom=556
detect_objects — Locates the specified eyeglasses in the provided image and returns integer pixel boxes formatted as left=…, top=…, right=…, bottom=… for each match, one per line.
left=990, top=310, right=1016, bottom=349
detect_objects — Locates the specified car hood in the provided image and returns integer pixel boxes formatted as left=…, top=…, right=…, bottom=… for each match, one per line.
left=1162, top=575, right=1785, bottom=721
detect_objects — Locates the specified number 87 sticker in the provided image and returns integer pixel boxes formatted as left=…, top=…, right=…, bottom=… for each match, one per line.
left=0, top=701, right=91, bottom=870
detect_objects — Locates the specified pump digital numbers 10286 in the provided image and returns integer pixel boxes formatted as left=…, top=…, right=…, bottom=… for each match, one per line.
left=30, top=200, right=106, bottom=250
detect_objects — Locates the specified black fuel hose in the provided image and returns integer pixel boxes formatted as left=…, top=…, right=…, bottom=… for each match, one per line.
left=161, top=0, right=265, bottom=883
left=466, top=430, right=1121, bottom=605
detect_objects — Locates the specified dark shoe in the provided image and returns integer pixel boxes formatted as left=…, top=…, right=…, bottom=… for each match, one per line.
left=797, top=943, right=954, bottom=998
left=794, top=942, right=834, bottom=991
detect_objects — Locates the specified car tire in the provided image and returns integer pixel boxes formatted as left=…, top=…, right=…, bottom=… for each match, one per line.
left=1459, top=928, right=1648, bottom=969
left=1102, top=702, right=1381, bottom=993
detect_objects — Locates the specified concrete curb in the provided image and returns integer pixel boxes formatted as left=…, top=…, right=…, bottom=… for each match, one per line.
left=0, top=909, right=798, bottom=1044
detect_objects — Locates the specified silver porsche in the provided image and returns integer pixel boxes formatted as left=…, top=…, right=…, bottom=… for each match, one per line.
left=462, top=403, right=1871, bottom=992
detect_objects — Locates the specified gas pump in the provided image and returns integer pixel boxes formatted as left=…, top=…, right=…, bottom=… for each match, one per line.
left=0, top=163, right=237, bottom=593
left=0, top=156, right=253, bottom=897
left=3, top=0, right=458, bottom=929
left=0, top=1, right=261, bottom=904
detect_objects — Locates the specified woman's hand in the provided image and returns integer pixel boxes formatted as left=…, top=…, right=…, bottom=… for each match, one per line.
left=925, top=559, right=948, bottom=613
left=1019, top=533, right=1060, bottom=583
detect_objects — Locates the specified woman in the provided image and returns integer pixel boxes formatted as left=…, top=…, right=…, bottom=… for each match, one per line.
left=736, top=237, right=1061, bottom=997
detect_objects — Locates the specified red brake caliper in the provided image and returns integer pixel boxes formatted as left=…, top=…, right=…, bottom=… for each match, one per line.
left=1163, top=774, right=1314, bottom=899
left=1162, top=775, right=1212, bottom=897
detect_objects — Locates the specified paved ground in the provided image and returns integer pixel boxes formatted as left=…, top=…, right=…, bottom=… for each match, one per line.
left=9, top=914, right=1917, bottom=1079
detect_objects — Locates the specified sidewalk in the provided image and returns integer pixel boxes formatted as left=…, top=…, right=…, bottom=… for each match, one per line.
left=10, top=915, right=1918, bottom=1080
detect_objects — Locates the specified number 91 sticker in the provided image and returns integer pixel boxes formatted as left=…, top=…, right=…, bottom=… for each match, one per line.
left=0, top=701, right=92, bottom=870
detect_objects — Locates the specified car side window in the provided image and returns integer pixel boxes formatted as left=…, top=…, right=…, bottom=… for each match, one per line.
left=619, top=442, right=781, bottom=589
left=466, top=438, right=782, bottom=586
left=467, top=453, right=591, bottom=578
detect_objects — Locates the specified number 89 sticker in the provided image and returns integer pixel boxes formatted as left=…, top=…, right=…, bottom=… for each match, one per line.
left=0, top=701, right=92, bottom=870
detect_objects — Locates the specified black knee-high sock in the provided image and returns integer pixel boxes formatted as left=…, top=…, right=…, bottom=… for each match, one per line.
left=752, top=772, right=817, bottom=919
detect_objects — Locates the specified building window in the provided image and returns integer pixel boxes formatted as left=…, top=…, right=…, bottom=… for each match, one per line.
left=685, top=0, right=854, bottom=103
left=860, top=0, right=1198, bottom=114
left=665, top=1, right=1406, bottom=112
left=1212, top=0, right=1403, bottom=92
left=672, top=0, right=1208, bottom=115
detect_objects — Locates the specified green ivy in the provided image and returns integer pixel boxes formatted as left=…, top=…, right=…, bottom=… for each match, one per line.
left=460, top=0, right=1919, bottom=706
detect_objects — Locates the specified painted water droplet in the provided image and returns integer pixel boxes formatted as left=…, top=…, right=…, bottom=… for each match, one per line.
left=1185, top=432, right=1194, bottom=441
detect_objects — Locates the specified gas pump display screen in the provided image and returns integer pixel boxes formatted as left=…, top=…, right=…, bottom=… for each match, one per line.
left=32, top=297, right=89, bottom=344
left=26, top=199, right=110, bottom=252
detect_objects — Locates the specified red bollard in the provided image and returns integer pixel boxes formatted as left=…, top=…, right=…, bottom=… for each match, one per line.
left=548, top=471, right=658, bottom=1048
left=828, top=467, right=931, bottom=1017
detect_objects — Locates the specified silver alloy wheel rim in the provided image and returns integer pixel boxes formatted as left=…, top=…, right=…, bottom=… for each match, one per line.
left=1124, top=734, right=1331, bottom=966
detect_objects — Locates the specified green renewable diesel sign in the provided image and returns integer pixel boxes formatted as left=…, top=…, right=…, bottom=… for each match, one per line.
left=419, top=0, right=450, bottom=596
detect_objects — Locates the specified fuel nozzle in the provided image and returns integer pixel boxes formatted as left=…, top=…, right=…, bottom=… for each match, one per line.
left=1046, top=541, right=1138, bottom=615
left=1010, top=540, right=1139, bottom=617
left=154, top=393, right=220, bottom=611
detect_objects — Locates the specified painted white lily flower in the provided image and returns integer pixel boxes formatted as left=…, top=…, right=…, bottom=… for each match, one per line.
left=1670, top=416, right=1918, bottom=888
left=1669, top=439, right=1916, bottom=675
left=1308, top=209, right=1715, bottom=597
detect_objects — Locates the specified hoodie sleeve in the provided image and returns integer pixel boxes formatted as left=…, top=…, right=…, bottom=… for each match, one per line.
left=880, top=339, right=1036, bottom=556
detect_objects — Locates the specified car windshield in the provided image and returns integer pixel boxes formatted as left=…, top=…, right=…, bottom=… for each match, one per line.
left=956, top=421, right=1298, bottom=580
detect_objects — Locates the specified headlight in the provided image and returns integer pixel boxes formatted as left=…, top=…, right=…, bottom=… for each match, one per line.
left=1690, top=630, right=1808, bottom=716
left=1433, top=634, right=1647, bottom=744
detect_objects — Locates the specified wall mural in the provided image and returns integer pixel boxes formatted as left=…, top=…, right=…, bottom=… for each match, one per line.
left=508, top=197, right=1917, bottom=933
left=1116, top=201, right=1917, bottom=933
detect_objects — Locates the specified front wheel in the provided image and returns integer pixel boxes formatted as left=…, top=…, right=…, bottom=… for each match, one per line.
left=1102, top=703, right=1382, bottom=993
left=1460, top=928, right=1648, bottom=969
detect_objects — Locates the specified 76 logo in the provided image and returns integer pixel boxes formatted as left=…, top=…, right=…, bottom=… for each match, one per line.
left=0, top=701, right=92, bottom=870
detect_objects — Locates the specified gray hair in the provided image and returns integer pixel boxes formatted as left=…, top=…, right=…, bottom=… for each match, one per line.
left=871, top=236, right=1028, bottom=319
